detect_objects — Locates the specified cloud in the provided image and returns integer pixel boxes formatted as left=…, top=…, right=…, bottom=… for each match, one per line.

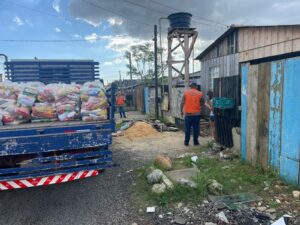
left=76, top=18, right=102, bottom=27
left=54, top=27, right=61, bottom=32
left=13, top=16, right=24, bottom=26
left=84, top=33, right=99, bottom=43
left=107, top=17, right=123, bottom=26
left=53, top=0, right=61, bottom=13
left=73, top=34, right=82, bottom=38
left=104, top=58, right=124, bottom=66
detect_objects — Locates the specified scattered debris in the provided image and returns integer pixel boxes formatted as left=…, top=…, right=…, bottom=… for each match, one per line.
left=257, top=206, right=267, bottom=212
left=162, top=174, right=174, bottom=189
left=211, top=143, right=223, bottom=152
left=216, top=211, right=229, bottom=224
left=152, top=202, right=274, bottom=225
left=208, top=193, right=262, bottom=210
left=112, top=131, right=124, bottom=137
left=219, top=148, right=239, bottom=160
left=205, top=223, right=217, bottom=225
left=191, top=156, right=198, bottom=163
left=147, top=169, right=163, bottom=184
left=271, top=215, right=292, bottom=225
left=152, top=183, right=167, bottom=194
left=166, top=168, right=199, bottom=188
left=152, top=120, right=179, bottom=132
left=119, top=121, right=134, bottom=131
left=146, top=206, right=156, bottom=213
left=267, top=208, right=276, bottom=213
left=292, top=190, right=300, bottom=199
left=178, top=178, right=197, bottom=189
left=207, top=179, right=223, bottom=195
left=154, top=154, right=172, bottom=170
left=174, top=215, right=187, bottom=225
left=177, top=152, right=196, bottom=159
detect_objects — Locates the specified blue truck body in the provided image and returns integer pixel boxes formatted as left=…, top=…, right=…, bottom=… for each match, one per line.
left=0, top=61, right=116, bottom=188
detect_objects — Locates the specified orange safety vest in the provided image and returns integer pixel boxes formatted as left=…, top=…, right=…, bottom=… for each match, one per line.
left=184, top=89, right=202, bottom=114
left=116, top=95, right=125, bottom=106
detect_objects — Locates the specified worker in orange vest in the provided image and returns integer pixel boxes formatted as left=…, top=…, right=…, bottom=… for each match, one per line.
left=116, top=91, right=126, bottom=118
left=180, top=83, right=203, bottom=146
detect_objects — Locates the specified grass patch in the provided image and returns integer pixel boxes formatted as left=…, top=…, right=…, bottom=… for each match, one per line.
left=134, top=157, right=285, bottom=207
left=115, top=121, right=123, bottom=130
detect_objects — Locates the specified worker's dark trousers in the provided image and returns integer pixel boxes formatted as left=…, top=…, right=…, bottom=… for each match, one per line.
left=184, top=115, right=201, bottom=145
left=118, top=106, right=126, bottom=118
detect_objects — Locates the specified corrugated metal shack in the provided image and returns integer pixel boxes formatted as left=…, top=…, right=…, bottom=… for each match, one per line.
left=5, top=59, right=99, bottom=84
left=239, top=25, right=300, bottom=186
left=197, top=24, right=300, bottom=186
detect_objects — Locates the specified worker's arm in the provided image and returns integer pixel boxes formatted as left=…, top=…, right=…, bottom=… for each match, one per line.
left=180, top=95, right=185, bottom=117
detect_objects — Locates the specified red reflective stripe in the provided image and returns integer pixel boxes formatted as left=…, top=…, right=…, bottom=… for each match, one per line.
left=14, top=180, right=27, bottom=188
left=44, top=176, right=55, bottom=185
left=56, top=174, right=67, bottom=183
left=69, top=172, right=78, bottom=181
left=1, top=181, right=14, bottom=190
left=80, top=171, right=89, bottom=179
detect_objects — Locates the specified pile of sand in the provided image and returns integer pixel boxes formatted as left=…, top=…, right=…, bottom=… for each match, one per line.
left=124, top=121, right=158, bottom=139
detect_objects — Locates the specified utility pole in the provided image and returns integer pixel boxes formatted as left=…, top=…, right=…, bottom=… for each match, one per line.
left=154, top=24, right=159, bottom=120
left=128, top=52, right=133, bottom=107
left=119, top=70, right=122, bottom=90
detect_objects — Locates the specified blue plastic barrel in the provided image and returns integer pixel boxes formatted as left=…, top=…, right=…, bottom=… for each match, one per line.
left=168, top=12, right=192, bottom=29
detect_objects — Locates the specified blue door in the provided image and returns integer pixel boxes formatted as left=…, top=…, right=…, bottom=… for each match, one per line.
left=279, top=58, right=300, bottom=186
left=144, top=87, right=149, bottom=114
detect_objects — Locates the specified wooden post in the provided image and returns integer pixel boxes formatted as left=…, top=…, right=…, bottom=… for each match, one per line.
left=184, top=34, right=190, bottom=89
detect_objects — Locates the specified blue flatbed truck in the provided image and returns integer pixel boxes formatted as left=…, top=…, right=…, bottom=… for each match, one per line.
left=0, top=84, right=116, bottom=191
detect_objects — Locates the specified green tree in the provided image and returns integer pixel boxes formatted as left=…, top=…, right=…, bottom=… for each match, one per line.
left=124, top=43, right=166, bottom=85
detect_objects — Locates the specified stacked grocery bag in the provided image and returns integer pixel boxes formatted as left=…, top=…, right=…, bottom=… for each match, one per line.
left=80, top=80, right=108, bottom=121
left=55, top=83, right=81, bottom=122
left=0, top=80, right=108, bottom=125
left=32, top=83, right=57, bottom=122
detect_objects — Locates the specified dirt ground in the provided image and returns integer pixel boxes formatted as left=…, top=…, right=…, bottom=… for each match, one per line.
left=114, top=130, right=212, bottom=161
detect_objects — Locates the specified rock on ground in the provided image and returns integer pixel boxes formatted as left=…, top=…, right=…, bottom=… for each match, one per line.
left=207, top=179, right=223, bottom=195
left=154, top=155, right=172, bottom=170
left=152, top=183, right=167, bottom=194
left=147, top=169, right=163, bottom=184
left=292, top=190, right=300, bottom=199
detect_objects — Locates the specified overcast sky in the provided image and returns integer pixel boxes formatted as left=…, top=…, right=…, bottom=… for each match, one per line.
left=1, top=0, right=300, bottom=83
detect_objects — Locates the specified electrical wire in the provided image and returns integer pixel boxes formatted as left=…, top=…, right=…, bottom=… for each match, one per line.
left=0, top=0, right=87, bottom=27
left=83, top=0, right=153, bottom=27
left=149, top=0, right=229, bottom=28
left=124, top=0, right=220, bottom=28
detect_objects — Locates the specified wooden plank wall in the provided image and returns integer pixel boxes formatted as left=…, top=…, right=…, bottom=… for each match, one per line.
left=246, top=64, right=258, bottom=165
left=239, top=26, right=300, bottom=62
left=256, top=63, right=271, bottom=169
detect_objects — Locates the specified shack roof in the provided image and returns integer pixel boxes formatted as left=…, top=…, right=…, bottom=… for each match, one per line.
left=195, top=24, right=300, bottom=60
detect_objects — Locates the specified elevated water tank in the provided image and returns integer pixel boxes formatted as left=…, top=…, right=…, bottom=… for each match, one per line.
left=168, top=12, right=192, bottom=29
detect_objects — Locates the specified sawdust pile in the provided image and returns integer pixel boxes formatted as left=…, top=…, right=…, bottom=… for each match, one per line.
left=124, top=121, right=158, bottom=139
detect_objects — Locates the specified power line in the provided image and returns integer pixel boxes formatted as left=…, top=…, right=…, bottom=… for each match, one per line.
left=124, top=0, right=219, bottom=28
left=149, top=0, right=229, bottom=28
left=0, top=0, right=87, bottom=27
left=83, top=0, right=153, bottom=27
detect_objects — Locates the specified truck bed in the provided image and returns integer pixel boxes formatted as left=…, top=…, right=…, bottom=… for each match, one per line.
left=0, top=119, right=112, bottom=131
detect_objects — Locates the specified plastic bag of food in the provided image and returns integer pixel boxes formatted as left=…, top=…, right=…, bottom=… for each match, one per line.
left=32, top=103, right=56, bottom=120
left=0, top=81, right=20, bottom=100
left=2, top=105, right=31, bottom=125
left=81, top=109, right=107, bottom=122
left=56, top=102, right=79, bottom=122
left=37, top=84, right=56, bottom=103
left=17, top=85, right=39, bottom=107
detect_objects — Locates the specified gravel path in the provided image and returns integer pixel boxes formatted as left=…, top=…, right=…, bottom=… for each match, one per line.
left=0, top=149, right=151, bottom=225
